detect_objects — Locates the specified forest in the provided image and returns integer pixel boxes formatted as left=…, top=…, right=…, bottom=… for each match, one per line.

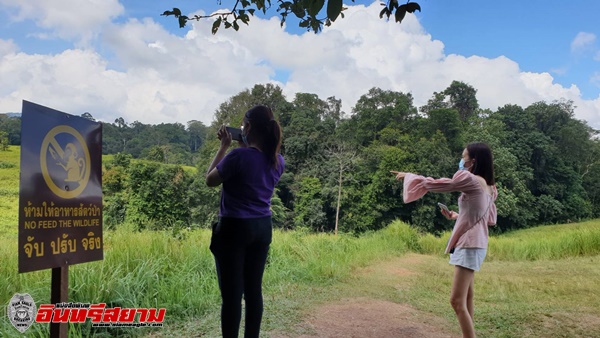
left=2, top=81, right=599, bottom=234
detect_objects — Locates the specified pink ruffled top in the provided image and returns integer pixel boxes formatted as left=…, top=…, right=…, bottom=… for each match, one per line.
left=403, top=170, right=497, bottom=254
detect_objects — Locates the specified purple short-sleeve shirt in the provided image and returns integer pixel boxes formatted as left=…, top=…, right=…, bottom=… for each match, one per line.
left=216, top=147, right=285, bottom=218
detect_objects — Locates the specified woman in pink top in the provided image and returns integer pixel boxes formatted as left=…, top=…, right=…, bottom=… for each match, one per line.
left=392, top=142, right=497, bottom=338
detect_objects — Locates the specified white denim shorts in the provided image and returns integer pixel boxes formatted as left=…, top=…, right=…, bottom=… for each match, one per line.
left=449, top=248, right=487, bottom=271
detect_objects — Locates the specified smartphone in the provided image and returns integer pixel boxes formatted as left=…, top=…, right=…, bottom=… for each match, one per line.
left=225, top=126, right=242, bottom=142
left=437, top=202, right=450, bottom=214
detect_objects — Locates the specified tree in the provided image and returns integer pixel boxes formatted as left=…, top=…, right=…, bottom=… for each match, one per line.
left=126, top=162, right=193, bottom=230
left=212, top=83, right=288, bottom=129
left=80, top=112, right=95, bottom=121
left=187, top=120, right=208, bottom=152
left=419, top=91, right=449, bottom=114
left=422, top=108, right=463, bottom=153
left=0, top=114, right=21, bottom=145
left=163, top=1, right=421, bottom=34
left=293, top=176, right=327, bottom=230
left=282, top=92, right=333, bottom=172
left=443, top=81, right=479, bottom=122
left=144, top=146, right=167, bottom=163
left=326, top=142, right=358, bottom=235
left=339, top=88, right=417, bottom=146
left=0, top=131, right=8, bottom=150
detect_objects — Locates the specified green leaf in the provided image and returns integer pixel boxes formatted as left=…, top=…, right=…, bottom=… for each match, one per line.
left=395, top=7, right=407, bottom=23
left=308, top=0, right=325, bottom=17
left=311, top=19, right=322, bottom=33
left=233, top=20, right=240, bottom=31
left=299, top=19, right=310, bottom=28
left=212, top=17, right=222, bottom=35
left=172, top=8, right=182, bottom=17
left=379, top=8, right=388, bottom=19
left=327, top=0, right=343, bottom=21
left=291, top=1, right=306, bottom=19
left=405, top=2, right=421, bottom=13
left=178, top=16, right=188, bottom=28
left=256, top=0, right=266, bottom=11
left=248, top=9, right=256, bottom=16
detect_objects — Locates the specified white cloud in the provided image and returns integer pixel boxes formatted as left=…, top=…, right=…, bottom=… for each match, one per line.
left=0, top=38, right=18, bottom=56
left=0, top=0, right=124, bottom=44
left=571, top=32, right=596, bottom=54
left=0, top=2, right=600, bottom=129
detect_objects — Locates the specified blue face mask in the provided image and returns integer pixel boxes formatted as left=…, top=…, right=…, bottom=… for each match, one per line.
left=241, top=131, right=249, bottom=146
left=459, top=158, right=466, bottom=171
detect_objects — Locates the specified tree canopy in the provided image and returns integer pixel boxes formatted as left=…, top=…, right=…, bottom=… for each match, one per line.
left=5, top=81, right=598, bottom=234
left=162, top=0, right=421, bottom=34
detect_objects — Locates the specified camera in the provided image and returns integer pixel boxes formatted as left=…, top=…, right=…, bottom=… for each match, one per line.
left=225, top=126, right=243, bottom=142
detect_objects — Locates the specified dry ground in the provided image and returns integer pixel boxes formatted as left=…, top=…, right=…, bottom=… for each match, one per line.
left=271, top=254, right=461, bottom=338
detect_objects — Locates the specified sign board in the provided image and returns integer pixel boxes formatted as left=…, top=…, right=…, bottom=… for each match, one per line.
left=18, top=101, right=103, bottom=273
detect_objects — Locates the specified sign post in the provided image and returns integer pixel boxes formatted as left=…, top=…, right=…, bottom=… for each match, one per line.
left=50, top=266, right=68, bottom=337
left=18, top=101, right=103, bottom=337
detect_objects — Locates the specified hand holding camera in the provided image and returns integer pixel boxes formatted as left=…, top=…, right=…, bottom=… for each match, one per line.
left=217, top=125, right=233, bottom=149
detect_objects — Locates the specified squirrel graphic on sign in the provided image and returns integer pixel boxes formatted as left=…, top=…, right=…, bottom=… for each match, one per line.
left=50, top=142, right=86, bottom=183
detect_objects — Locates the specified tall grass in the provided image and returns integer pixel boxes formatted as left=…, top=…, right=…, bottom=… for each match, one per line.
left=0, top=221, right=418, bottom=337
left=2, top=218, right=600, bottom=336
left=418, top=220, right=600, bottom=261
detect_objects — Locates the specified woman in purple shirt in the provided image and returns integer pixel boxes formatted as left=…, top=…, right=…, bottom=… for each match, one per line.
left=392, top=142, right=497, bottom=338
left=206, top=105, right=284, bottom=338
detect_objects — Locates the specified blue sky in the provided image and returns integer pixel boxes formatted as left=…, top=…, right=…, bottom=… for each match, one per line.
left=0, top=0, right=599, bottom=127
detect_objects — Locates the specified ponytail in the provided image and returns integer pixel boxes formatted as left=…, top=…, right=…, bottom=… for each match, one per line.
left=267, top=119, right=282, bottom=170
left=244, top=105, right=283, bottom=170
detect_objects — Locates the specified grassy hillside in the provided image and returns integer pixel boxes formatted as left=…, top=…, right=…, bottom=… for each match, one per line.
left=0, top=145, right=19, bottom=236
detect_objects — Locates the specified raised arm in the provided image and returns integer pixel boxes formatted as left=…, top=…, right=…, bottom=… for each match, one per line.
left=400, top=170, right=477, bottom=203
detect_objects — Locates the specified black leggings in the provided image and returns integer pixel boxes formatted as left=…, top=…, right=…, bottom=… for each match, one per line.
left=210, top=216, right=272, bottom=338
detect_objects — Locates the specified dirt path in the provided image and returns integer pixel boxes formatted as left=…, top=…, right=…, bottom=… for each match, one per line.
left=271, top=254, right=460, bottom=338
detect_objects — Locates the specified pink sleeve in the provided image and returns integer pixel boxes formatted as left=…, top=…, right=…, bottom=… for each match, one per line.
left=403, top=170, right=477, bottom=203
left=488, top=186, right=498, bottom=226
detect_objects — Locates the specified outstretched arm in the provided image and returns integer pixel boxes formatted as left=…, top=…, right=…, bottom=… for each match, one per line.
left=392, top=170, right=476, bottom=203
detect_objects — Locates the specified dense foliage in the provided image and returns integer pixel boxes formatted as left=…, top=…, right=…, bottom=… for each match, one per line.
left=2, top=81, right=599, bottom=233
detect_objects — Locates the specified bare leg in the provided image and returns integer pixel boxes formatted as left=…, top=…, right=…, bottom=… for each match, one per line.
left=467, top=275, right=474, bottom=321
left=450, top=266, right=476, bottom=338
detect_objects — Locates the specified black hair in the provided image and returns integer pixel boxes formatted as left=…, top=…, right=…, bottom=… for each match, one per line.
left=467, top=142, right=495, bottom=185
left=244, top=105, right=282, bottom=169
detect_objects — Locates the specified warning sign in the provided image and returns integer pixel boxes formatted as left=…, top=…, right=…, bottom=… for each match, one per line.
left=18, top=101, right=103, bottom=273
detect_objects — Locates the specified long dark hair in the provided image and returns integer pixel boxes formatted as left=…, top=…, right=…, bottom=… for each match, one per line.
left=245, top=105, right=282, bottom=169
left=467, top=142, right=495, bottom=185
